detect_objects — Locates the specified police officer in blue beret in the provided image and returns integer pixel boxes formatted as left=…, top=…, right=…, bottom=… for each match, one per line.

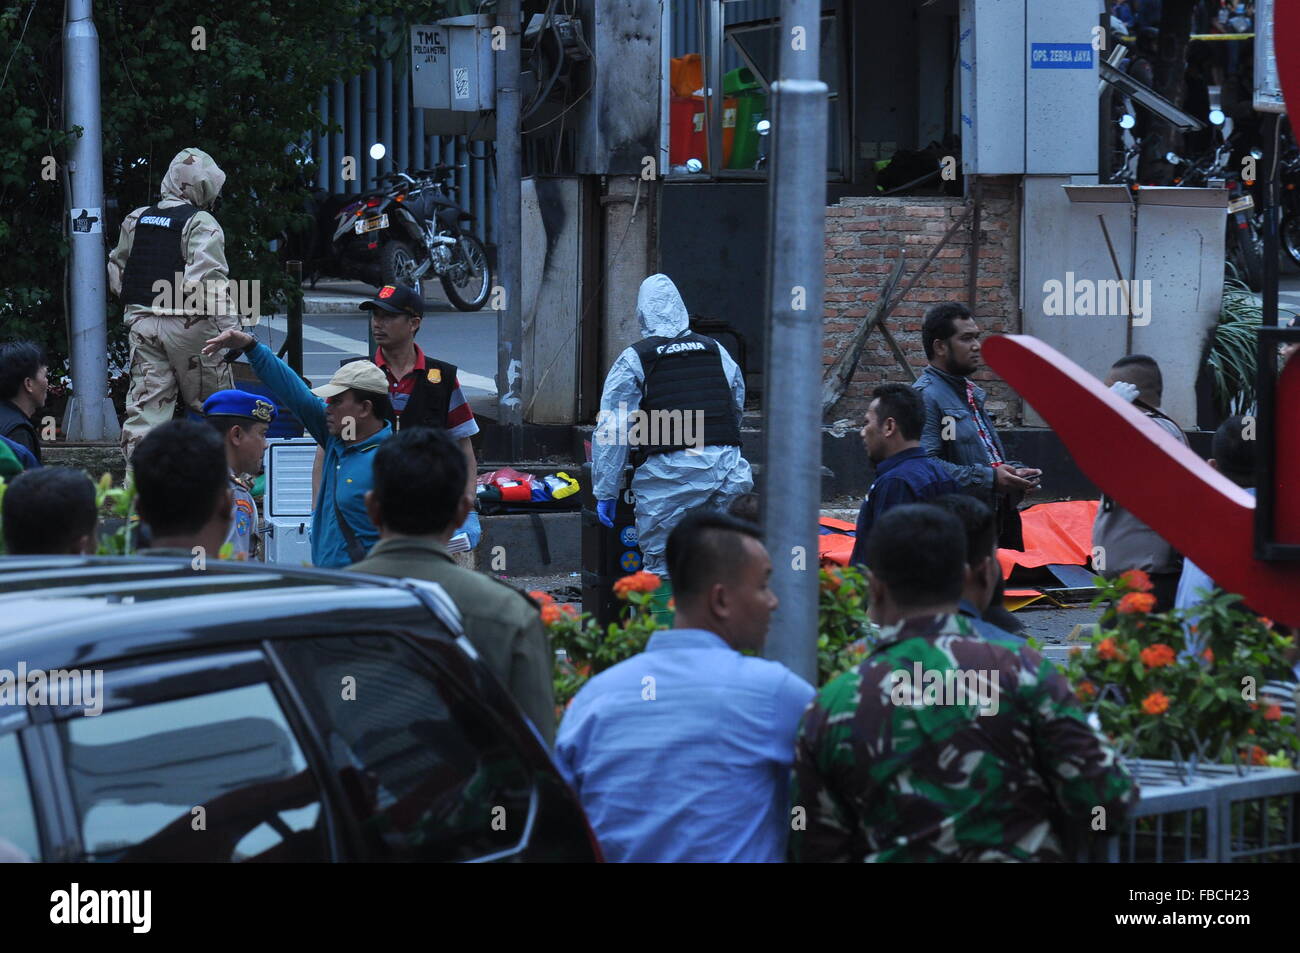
left=202, top=389, right=277, bottom=560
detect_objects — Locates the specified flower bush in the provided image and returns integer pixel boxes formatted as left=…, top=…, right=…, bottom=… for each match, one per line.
left=817, top=565, right=881, bottom=683
left=1064, top=570, right=1297, bottom=768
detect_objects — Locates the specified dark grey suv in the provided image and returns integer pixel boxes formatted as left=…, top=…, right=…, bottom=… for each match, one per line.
left=0, top=557, right=599, bottom=862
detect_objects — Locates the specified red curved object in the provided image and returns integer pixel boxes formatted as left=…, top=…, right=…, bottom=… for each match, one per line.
left=983, top=334, right=1300, bottom=627
left=1276, top=3, right=1300, bottom=124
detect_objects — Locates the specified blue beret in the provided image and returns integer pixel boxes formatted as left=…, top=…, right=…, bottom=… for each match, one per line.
left=202, top=389, right=278, bottom=423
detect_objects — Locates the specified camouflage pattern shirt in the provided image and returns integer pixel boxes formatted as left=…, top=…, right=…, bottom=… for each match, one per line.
left=789, top=613, right=1138, bottom=862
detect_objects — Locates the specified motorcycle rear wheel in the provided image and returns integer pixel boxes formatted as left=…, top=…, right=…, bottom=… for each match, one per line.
left=441, top=234, right=491, bottom=312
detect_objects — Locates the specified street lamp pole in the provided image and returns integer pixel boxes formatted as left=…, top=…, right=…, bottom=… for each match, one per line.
left=761, top=1, right=827, bottom=683
left=495, top=0, right=523, bottom=458
left=63, top=0, right=119, bottom=441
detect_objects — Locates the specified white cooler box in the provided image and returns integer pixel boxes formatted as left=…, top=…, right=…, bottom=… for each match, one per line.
left=261, top=437, right=317, bottom=566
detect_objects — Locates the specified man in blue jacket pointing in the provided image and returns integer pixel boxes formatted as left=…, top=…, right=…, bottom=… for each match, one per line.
left=203, top=326, right=392, bottom=568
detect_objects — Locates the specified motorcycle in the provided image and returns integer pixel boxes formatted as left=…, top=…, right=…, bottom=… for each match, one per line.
left=328, top=165, right=492, bottom=311
left=1277, top=147, right=1300, bottom=269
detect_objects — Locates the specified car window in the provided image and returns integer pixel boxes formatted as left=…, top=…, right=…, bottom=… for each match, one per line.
left=58, top=683, right=328, bottom=862
left=0, top=732, right=41, bottom=862
left=275, top=634, right=532, bottom=861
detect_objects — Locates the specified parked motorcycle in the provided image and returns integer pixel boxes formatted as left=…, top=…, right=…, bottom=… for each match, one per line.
left=330, top=165, right=492, bottom=311
left=1166, top=115, right=1265, bottom=291
left=1276, top=147, right=1300, bottom=269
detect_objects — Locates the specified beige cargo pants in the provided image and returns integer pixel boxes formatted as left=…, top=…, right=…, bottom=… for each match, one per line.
left=120, top=312, right=239, bottom=460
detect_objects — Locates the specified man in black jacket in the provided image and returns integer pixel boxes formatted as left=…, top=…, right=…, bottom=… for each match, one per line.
left=0, top=341, right=48, bottom=464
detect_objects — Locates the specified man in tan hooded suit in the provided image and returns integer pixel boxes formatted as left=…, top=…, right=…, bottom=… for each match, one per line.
left=108, top=148, right=243, bottom=459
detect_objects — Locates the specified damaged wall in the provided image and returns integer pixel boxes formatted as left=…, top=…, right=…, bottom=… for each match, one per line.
left=822, top=178, right=1023, bottom=427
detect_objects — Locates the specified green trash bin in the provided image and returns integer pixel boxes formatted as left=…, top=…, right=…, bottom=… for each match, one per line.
left=725, top=67, right=766, bottom=170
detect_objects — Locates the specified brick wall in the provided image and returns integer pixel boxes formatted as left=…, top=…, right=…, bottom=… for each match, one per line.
left=822, top=176, right=1023, bottom=427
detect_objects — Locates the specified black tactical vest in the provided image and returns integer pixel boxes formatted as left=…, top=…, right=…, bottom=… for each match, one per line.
left=120, top=204, right=202, bottom=306
left=342, top=354, right=459, bottom=430
left=630, top=332, right=742, bottom=458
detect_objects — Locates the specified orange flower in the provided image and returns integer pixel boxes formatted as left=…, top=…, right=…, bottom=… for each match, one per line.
left=1259, top=616, right=1275, bottom=630
left=1242, top=745, right=1268, bottom=766
left=820, top=570, right=843, bottom=593
left=1264, top=704, right=1282, bottom=722
left=529, top=590, right=555, bottom=606
left=1120, top=569, right=1154, bottom=593
left=1097, top=637, right=1120, bottom=661
left=541, top=604, right=562, bottom=625
left=612, top=571, right=662, bottom=599
left=667, top=598, right=675, bottom=610
left=1141, top=691, right=1170, bottom=716
left=1201, top=647, right=1214, bottom=664
left=1076, top=680, right=1097, bottom=701
left=1140, top=644, right=1176, bottom=669
left=1117, top=592, right=1157, bottom=615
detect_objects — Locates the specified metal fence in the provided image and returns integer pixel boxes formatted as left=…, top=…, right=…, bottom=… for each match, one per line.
left=1078, top=759, right=1300, bottom=863
left=310, top=60, right=497, bottom=247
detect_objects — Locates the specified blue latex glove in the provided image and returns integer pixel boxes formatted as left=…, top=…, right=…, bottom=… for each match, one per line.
left=455, top=510, right=482, bottom=549
left=596, top=499, right=616, bottom=528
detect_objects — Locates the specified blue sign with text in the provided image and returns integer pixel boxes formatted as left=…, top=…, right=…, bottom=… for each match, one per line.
left=1030, top=43, right=1094, bottom=69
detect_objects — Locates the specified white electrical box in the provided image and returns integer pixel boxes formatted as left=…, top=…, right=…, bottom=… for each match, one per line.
left=960, top=0, right=1025, bottom=174
left=959, top=0, right=1098, bottom=175
left=1025, top=2, right=1098, bottom=174
left=412, top=15, right=495, bottom=137
left=261, top=437, right=317, bottom=567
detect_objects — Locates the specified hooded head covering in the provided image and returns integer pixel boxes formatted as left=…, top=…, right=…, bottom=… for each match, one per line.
left=160, top=147, right=227, bottom=209
left=636, top=274, right=690, bottom=339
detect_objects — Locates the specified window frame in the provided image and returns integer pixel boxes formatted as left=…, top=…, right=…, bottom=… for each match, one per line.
left=42, top=646, right=344, bottom=863
left=265, top=629, right=542, bottom=863
left=670, top=0, right=850, bottom=182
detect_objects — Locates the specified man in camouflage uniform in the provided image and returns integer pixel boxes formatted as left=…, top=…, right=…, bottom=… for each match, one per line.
left=790, top=504, right=1138, bottom=862
left=108, top=147, right=243, bottom=460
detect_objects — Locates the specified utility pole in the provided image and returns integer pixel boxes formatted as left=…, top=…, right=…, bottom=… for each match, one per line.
left=63, top=0, right=119, bottom=441
left=761, top=1, right=827, bottom=683
left=495, top=0, right=523, bottom=458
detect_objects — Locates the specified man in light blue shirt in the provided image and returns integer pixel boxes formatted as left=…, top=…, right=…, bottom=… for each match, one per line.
left=556, top=509, right=815, bottom=862
left=1175, top=417, right=1299, bottom=710
left=1176, top=416, right=1257, bottom=641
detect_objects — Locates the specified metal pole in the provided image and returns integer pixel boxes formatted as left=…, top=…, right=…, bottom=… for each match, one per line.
left=331, top=80, right=345, bottom=193
left=761, top=1, right=826, bottom=683
left=63, top=0, right=118, bottom=441
left=396, top=60, right=410, bottom=174
left=496, top=0, right=523, bottom=454
left=364, top=67, right=378, bottom=187
left=347, top=75, right=361, bottom=194
left=380, top=60, right=394, bottom=177
left=286, top=260, right=304, bottom=377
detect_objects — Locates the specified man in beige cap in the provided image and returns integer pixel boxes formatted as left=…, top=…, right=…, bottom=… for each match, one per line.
left=203, top=326, right=393, bottom=568
left=109, top=147, right=245, bottom=460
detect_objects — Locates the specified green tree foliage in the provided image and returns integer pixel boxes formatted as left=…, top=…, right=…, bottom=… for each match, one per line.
left=0, top=0, right=472, bottom=379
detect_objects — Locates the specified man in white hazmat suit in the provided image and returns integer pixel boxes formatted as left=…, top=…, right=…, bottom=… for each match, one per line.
left=593, top=274, right=753, bottom=577
left=108, top=147, right=244, bottom=460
